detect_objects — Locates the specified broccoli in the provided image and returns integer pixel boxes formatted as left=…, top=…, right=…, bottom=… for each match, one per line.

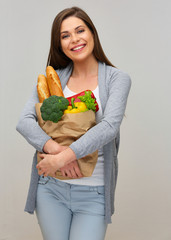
left=40, top=95, right=69, bottom=123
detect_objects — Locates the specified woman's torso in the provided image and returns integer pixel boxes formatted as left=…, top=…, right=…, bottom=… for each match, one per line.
left=60, top=84, right=105, bottom=186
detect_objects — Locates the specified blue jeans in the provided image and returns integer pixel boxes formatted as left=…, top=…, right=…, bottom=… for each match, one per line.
left=36, top=176, right=107, bottom=240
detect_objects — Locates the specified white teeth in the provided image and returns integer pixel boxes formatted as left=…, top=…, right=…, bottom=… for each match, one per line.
left=72, top=45, right=85, bottom=51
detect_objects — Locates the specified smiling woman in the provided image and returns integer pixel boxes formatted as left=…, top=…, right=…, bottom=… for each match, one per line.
left=60, top=17, right=95, bottom=64
left=16, top=6, right=131, bottom=240
left=47, top=7, right=115, bottom=70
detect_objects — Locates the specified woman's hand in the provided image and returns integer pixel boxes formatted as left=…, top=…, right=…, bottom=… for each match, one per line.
left=60, top=160, right=83, bottom=178
left=36, top=147, right=77, bottom=177
left=36, top=153, right=63, bottom=177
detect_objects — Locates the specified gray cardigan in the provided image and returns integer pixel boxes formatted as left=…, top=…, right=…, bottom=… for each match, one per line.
left=16, top=61, right=131, bottom=224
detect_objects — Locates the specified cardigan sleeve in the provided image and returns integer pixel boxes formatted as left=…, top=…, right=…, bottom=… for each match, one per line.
left=15, top=67, right=70, bottom=152
left=16, top=84, right=51, bottom=152
left=69, top=71, right=131, bottom=159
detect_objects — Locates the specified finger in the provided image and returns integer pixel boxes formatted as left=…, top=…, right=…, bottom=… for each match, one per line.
left=43, top=172, right=48, bottom=177
left=39, top=170, right=44, bottom=176
left=36, top=162, right=41, bottom=169
left=36, top=162, right=43, bottom=170
left=74, top=165, right=83, bottom=178
left=37, top=168, right=43, bottom=176
left=37, top=165, right=45, bottom=176
left=70, top=168, right=78, bottom=178
left=65, top=169, right=72, bottom=178
left=60, top=169, right=66, bottom=177
left=39, top=154, right=45, bottom=159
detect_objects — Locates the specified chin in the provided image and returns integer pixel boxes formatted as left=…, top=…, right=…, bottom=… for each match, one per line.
left=72, top=53, right=94, bottom=63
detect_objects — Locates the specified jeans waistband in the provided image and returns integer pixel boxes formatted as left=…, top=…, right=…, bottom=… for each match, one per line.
left=40, top=175, right=104, bottom=192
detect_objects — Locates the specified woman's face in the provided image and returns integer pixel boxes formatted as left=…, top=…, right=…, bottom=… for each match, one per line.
left=60, top=16, right=95, bottom=63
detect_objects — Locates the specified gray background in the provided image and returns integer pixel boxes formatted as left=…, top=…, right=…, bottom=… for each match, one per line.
left=1, top=0, right=171, bottom=239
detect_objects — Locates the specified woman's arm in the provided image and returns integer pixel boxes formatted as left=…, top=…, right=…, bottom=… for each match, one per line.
left=16, top=83, right=83, bottom=178
left=36, top=71, right=131, bottom=176
left=16, top=84, right=52, bottom=152
left=69, top=71, right=132, bottom=159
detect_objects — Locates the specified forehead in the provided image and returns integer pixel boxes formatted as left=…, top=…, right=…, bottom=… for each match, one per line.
left=60, top=16, right=86, bottom=32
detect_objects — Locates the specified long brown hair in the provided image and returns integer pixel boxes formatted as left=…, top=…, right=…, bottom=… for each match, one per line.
left=47, top=6, right=115, bottom=69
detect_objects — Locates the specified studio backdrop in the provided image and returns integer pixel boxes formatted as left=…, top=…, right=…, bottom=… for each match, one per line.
left=1, top=0, right=171, bottom=239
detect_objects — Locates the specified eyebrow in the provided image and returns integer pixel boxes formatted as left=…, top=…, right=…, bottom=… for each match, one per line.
left=60, top=25, right=85, bottom=34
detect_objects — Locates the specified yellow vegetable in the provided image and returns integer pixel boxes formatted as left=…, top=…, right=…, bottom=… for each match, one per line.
left=64, top=98, right=88, bottom=114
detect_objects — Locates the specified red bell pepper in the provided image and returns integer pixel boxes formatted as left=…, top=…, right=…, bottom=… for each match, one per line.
left=67, top=90, right=99, bottom=112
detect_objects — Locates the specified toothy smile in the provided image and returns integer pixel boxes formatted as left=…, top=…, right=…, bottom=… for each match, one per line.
left=71, top=44, right=86, bottom=51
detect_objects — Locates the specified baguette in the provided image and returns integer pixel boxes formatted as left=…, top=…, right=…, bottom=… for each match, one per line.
left=46, top=66, right=64, bottom=97
left=37, top=74, right=50, bottom=103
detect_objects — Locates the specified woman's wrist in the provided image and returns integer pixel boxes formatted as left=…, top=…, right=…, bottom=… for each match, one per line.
left=54, top=147, right=77, bottom=168
left=43, top=139, right=61, bottom=154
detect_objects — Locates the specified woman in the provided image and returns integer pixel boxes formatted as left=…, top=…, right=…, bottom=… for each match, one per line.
left=16, top=6, right=131, bottom=240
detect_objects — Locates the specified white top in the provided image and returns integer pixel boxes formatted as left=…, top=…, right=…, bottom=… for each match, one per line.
left=60, top=85, right=104, bottom=186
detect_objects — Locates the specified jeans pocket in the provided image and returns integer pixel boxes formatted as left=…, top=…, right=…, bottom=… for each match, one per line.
left=38, top=176, right=50, bottom=185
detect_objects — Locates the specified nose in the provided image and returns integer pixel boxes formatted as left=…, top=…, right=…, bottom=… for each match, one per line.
left=71, top=33, right=80, bottom=43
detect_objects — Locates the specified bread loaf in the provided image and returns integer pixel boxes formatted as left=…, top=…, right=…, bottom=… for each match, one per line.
left=37, top=74, right=50, bottom=103
left=46, top=66, right=64, bottom=97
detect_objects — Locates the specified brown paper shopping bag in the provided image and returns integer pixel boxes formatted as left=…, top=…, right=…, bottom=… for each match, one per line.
left=35, top=103, right=98, bottom=180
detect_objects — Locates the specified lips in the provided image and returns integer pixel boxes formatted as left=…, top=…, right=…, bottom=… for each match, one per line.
left=71, top=44, right=86, bottom=51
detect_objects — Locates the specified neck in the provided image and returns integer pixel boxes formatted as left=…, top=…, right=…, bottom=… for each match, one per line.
left=72, top=56, right=98, bottom=78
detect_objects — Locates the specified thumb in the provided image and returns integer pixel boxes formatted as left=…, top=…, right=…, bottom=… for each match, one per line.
left=39, top=153, right=45, bottom=159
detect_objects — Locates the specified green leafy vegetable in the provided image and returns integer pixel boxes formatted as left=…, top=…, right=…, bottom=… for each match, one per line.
left=40, top=95, right=69, bottom=123
left=77, top=91, right=97, bottom=112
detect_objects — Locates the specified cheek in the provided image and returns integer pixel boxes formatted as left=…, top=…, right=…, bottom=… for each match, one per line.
left=89, top=37, right=94, bottom=51
left=61, top=46, right=69, bottom=57
left=60, top=40, right=69, bottom=51
left=60, top=42, right=65, bottom=51
left=87, top=33, right=94, bottom=47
